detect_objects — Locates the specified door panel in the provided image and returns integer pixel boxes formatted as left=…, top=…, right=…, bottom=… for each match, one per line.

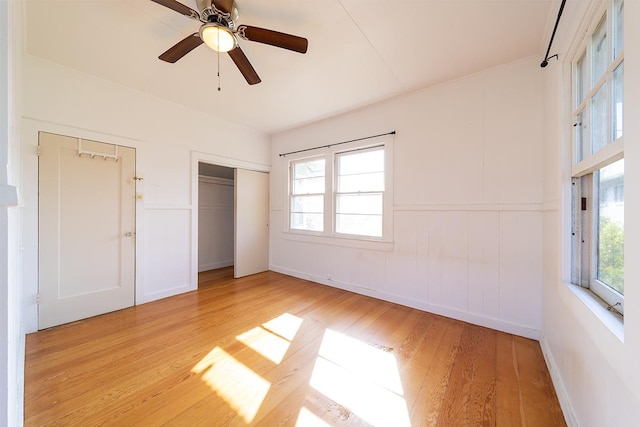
left=38, top=132, right=136, bottom=329
left=234, top=169, right=269, bottom=278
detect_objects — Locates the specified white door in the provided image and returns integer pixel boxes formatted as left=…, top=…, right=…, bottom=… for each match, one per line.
left=38, top=132, right=136, bottom=329
left=234, top=168, right=269, bottom=278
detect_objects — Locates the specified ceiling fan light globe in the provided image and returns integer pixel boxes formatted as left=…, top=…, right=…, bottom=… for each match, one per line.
left=200, top=24, right=237, bottom=53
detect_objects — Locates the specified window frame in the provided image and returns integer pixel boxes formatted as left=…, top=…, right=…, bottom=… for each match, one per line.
left=289, top=156, right=326, bottom=234
left=334, top=145, right=386, bottom=239
left=569, top=0, right=624, bottom=315
left=286, top=138, right=393, bottom=244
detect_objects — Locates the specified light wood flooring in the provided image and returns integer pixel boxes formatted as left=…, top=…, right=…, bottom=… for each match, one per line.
left=24, top=268, right=566, bottom=426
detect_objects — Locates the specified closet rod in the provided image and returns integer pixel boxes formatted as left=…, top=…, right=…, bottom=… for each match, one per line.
left=540, top=0, right=567, bottom=68
left=279, top=131, right=396, bottom=157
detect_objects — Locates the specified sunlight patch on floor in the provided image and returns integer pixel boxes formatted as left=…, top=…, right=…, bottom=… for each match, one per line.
left=236, top=313, right=303, bottom=364
left=309, top=329, right=411, bottom=427
left=236, top=326, right=291, bottom=364
left=263, top=312, right=304, bottom=341
left=191, top=313, right=303, bottom=422
left=192, top=346, right=270, bottom=423
left=296, top=407, right=333, bottom=427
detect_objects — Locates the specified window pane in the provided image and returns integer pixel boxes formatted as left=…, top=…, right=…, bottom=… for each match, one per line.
left=613, top=62, right=624, bottom=140
left=293, top=159, right=325, bottom=179
left=613, top=0, right=624, bottom=59
left=571, top=178, right=583, bottom=286
left=336, top=214, right=382, bottom=238
left=290, top=158, right=325, bottom=232
left=592, top=16, right=607, bottom=86
left=576, top=52, right=587, bottom=104
left=575, top=110, right=586, bottom=162
left=597, top=159, right=624, bottom=294
left=291, top=195, right=323, bottom=214
left=336, top=194, right=382, bottom=215
left=290, top=213, right=323, bottom=232
left=337, top=149, right=384, bottom=175
left=335, top=147, right=385, bottom=238
left=338, top=172, right=384, bottom=192
left=591, top=84, right=608, bottom=154
left=293, top=177, right=324, bottom=195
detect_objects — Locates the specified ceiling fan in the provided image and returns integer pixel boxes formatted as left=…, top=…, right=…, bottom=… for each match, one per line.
left=151, top=0, right=308, bottom=85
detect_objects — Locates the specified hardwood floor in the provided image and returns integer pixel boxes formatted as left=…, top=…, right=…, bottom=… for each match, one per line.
left=24, top=268, right=566, bottom=426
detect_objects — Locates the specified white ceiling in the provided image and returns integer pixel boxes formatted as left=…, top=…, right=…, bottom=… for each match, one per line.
left=24, top=0, right=555, bottom=134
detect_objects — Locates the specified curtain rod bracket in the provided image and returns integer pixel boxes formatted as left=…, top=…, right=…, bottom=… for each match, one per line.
left=540, top=54, right=559, bottom=68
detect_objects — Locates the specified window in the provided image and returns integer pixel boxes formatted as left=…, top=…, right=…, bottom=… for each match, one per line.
left=570, top=0, right=624, bottom=314
left=287, top=141, right=392, bottom=242
left=335, top=147, right=385, bottom=238
left=290, top=158, right=325, bottom=232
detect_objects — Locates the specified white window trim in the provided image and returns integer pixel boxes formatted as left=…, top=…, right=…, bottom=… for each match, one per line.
left=334, top=145, right=386, bottom=239
left=289, top=156, right=326, bottom=234
left=284, top=137, right=394, bottom=247
left=566, top=0, right=625, bottom=317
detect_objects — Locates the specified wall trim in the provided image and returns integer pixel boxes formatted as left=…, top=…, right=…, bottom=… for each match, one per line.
left=393, top=203, right=545, bottom=212
left=192, top=150, right=271, bottom=174
left=136, top=283, right=193, bottom=305
left=270, top=265, right=542, bottom=340
left=199, top=260, right=233, bottom=272
left=539, top=333, right=578, bottom=426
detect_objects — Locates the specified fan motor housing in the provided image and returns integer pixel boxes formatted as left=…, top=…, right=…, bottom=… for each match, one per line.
left=196, top=0, right=238, bottom=28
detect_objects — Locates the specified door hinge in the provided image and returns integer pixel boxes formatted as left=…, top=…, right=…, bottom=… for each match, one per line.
left=36, top=146, right=41, bottom=157
left=36, top=293, right=40, bottom=304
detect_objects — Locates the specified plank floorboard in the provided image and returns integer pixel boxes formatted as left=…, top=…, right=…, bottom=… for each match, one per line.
left=24, top=268, right=565, bottom=426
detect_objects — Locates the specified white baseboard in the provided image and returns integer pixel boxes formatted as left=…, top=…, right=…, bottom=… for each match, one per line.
left=198, top=260, right=233, bottom=272
left=540, top=334, right=578, bottom=427
left=137, top=282, right=195, bottom=305
left=269, top=265, right=541, bottom=340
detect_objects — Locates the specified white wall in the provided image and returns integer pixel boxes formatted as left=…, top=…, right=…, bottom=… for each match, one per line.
left=270, top=57, right=545, bottom=339
left=20, top=55, right=270, bottom=332
left=198, top=177, right=234, bottom=272
left=1, top=0, right=23, bottom=425
left=539, top=0, right=640, bottom=425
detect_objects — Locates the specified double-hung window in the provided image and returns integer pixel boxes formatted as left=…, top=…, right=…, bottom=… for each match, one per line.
left=571, top=0, right=624, bottom=315
left=288, top=140, right=392, bottom=242
left=335, top=147, right=385, bottom=238
left=290, top=158, right=325, bottom=232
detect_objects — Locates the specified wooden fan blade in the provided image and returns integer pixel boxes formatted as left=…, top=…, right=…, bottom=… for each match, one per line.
left=228, top=47, right=261, bottom=85
left=150, top=0, right=201, bottom=21
left=237, top=25, right=308, bottom=54
left=159, top=33, right=203, bottom=63
left=212, top=0, right=235, bottom=14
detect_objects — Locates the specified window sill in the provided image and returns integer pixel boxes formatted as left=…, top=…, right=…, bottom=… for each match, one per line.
left=567, top=283, right=624, bottom=342
left=283, top=231, right=394, bottom=252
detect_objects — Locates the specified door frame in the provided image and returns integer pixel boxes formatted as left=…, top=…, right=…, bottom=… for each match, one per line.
left=190, top=151, right=270, bottom=287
